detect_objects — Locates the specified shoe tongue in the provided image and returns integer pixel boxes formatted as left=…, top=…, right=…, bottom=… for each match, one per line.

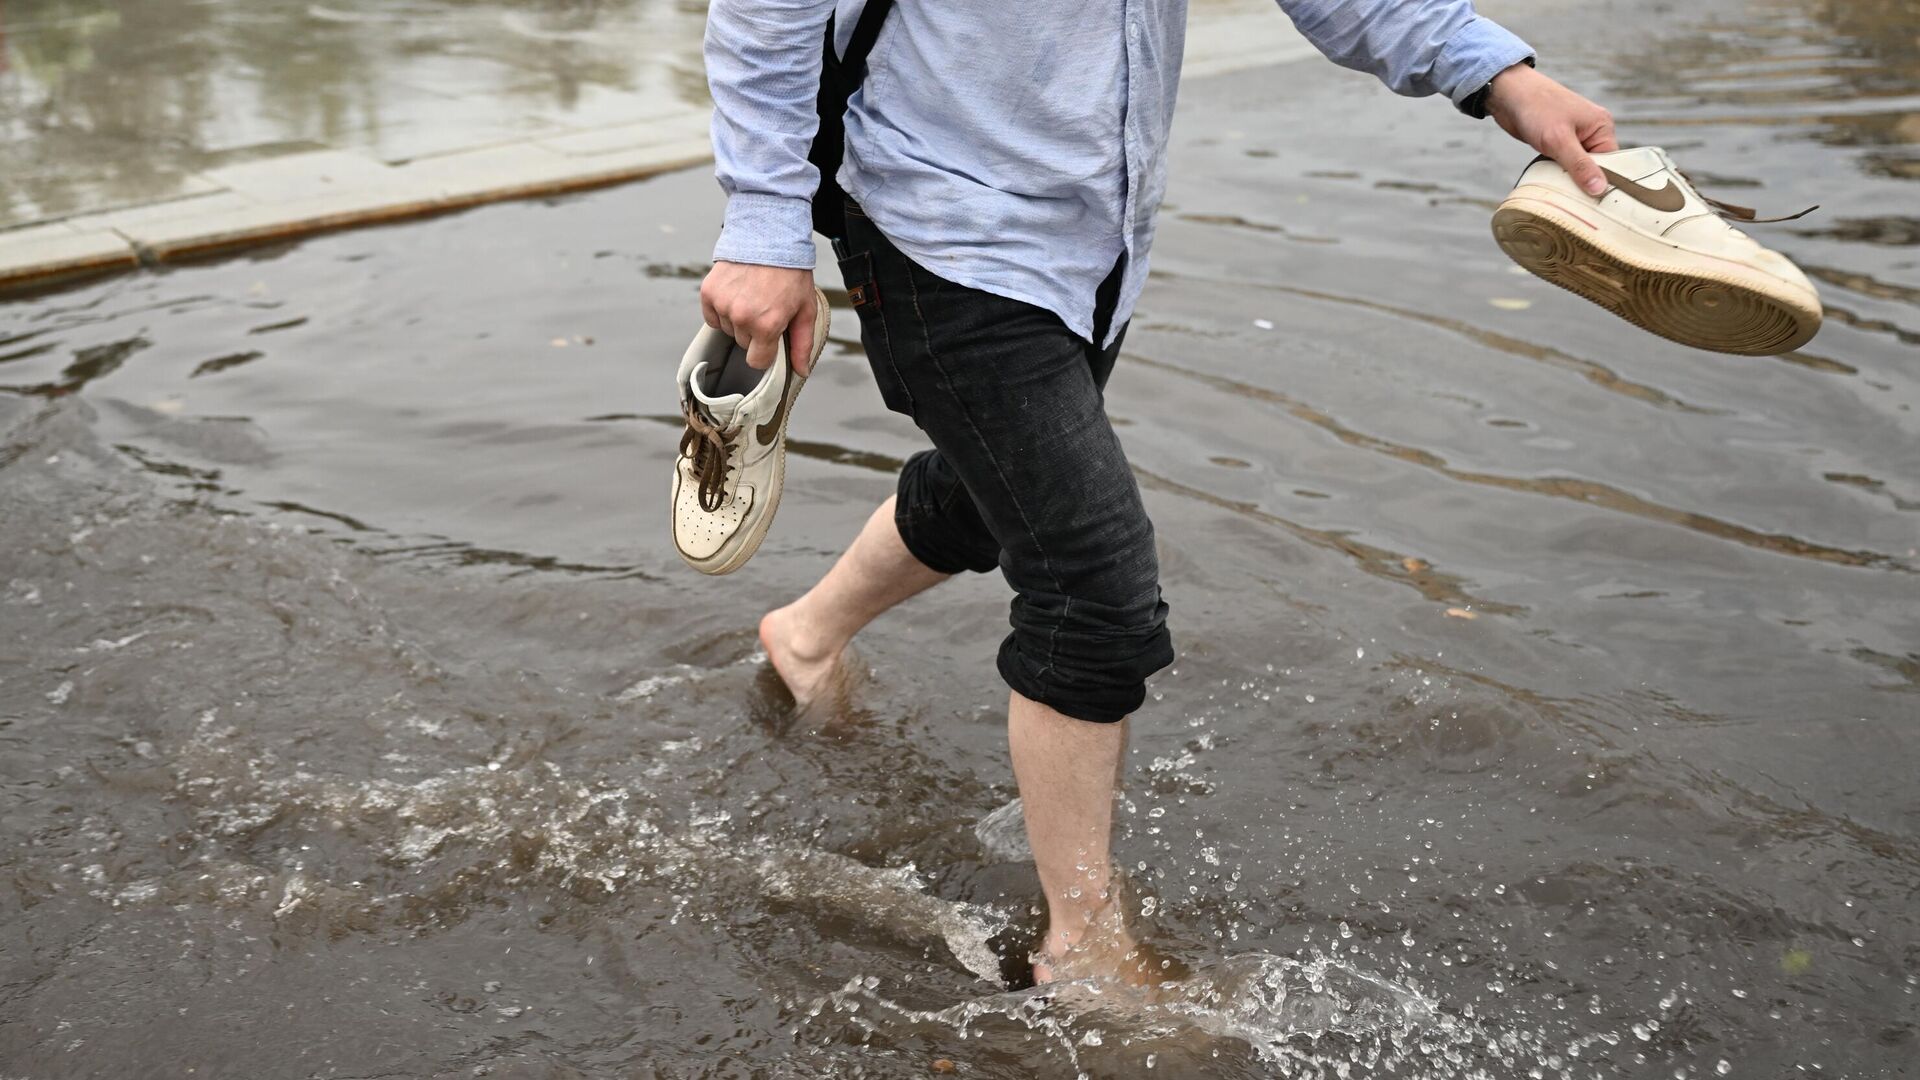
left=688, top=360, right=753, bottom=428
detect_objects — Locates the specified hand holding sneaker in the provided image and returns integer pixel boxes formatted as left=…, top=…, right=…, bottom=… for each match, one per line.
left=1484, top=62, right=1619, bottom=198
left=672, top=285, right=831, bottom=575
left=700, top=261, right=823, bottom=375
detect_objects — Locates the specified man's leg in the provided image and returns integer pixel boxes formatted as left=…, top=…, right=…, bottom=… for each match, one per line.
left=833, top=211, right=1173, bottom=984
left=762, top=200, right=1007, bottom=705
left=1012, top=693, right=1161, bottom=984
left=761, top=496, right=1152, bottom=983
left=759, top=495, right=949, bottom=703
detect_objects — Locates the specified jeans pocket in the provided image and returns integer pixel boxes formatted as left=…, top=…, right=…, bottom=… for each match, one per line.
left=835, top=247, right=914, bottom=417
left=837, top=249, right=880, bottom=313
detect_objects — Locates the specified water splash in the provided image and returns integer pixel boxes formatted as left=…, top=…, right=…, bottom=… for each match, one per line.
left=975, top=796, right=1031, bottom=862
left=803, top=946, right=1627, bottom=1079
left=140, top=713, right=1013, bottom=981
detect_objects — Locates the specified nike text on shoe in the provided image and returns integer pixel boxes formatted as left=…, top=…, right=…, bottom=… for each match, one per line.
left=1492, top=146, right=1821, bottom=356
left=671, top=288, right=830, bottom=575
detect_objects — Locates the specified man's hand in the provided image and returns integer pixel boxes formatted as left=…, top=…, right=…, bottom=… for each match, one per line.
left=700, top=261, right=819, bottom=374
left=1486, top=63, right=1618, bottom=198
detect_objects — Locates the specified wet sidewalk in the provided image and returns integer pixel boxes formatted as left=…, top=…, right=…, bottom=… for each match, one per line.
left=0, top=0, right=1312, bottom=289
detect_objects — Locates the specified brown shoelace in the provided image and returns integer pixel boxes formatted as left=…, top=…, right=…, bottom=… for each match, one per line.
left=680, top=398, right=737, bottom=513
left=1678, top=169, right=1818, bottom=224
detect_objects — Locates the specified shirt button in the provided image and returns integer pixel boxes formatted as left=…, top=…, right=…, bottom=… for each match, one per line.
left=1128, top=20, right=1142, bottom=41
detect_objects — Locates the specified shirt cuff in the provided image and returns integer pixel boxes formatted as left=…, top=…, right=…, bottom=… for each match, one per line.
left=1434, top=17, right=1535, bottom=110
left=712, top=193, right=817, bottom=270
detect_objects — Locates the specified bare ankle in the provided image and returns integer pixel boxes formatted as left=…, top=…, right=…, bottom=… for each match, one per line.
left=1040, top=887, right=1127, bottom=956
left=762, top=602, right=840, bottom=666
left=1047, top=913, right=1121, bottom=952
left=758, top=602, right=858, bottom=708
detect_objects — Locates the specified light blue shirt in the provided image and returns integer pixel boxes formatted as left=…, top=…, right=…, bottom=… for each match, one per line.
left=706, top=0, right=1532, bottom=345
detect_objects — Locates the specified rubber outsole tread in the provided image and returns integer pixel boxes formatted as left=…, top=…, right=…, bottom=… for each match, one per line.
left=1491, top=204, right=1819, bottom=356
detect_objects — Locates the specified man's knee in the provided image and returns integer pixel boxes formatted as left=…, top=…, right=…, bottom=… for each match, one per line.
left=894, top=449, right=1000, bottom=575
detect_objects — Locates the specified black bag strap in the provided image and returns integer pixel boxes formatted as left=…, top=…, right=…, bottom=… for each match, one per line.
left=809, top=0, right=895, bottom=240
left=840, top=0, right=893, bottom=73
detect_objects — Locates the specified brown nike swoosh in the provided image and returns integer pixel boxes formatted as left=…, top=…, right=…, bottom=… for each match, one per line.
left=1600, top=167, right=1687, bottom=212
left=755, top=370, right=798, bottom=447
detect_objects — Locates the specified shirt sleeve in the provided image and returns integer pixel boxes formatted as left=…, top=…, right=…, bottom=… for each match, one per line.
left=704, top=0, right=838, bottom=269
left=1274, top=0, right=1534, bottom=108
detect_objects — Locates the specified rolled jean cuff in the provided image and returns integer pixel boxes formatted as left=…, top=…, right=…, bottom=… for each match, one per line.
left=995, top=609, right=1175, bottom=724
left=895, top=500, right=991, bottom=575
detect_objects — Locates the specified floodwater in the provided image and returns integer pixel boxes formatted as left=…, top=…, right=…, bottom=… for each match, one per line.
left=3, top=0, right=1916, bottom=1077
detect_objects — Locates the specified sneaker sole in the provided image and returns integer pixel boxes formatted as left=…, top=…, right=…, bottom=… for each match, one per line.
left=1491, top=192, right=1820, bottom=356
left=676, top=289, right=831, bottom=576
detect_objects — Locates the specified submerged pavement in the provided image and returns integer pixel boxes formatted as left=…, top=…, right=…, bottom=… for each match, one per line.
left=0, top=0, right=1313, bottom=288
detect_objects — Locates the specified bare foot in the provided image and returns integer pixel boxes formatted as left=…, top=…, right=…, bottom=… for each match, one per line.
left=1032, top=933, right=1163, bottom=989
left=1030, top=904, right=1183, bottom=990
left=758, top=604, right=848, bottom=707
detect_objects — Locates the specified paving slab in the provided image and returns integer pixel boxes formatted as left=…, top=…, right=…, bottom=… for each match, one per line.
left=398, top=143, right=591, bottom=202
left=0, top=223, right=140, bottom=290
left=205, top=150, right=416, bottom=204
left=0, top=172, right=228, bottom=233
left=539, top=111, right=713, bottom=157
left=532, top=138, right=718, bottom=188
left=62, top=192, right=260, bottom=236
left=116, top=187, right=455, bottom=261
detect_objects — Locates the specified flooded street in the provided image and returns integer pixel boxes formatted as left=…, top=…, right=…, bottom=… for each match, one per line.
left=3, top=0, right=1917, bottom=1077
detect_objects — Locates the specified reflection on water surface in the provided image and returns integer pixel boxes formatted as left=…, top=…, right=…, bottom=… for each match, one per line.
left=0, top=0, right=710, bottom=224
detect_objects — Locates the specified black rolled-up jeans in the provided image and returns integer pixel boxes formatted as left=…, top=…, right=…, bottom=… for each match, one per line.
left=833, top=201, right=1174, bottom=724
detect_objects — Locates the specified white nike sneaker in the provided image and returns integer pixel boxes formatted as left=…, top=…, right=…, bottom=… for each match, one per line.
left=1492, top=146, right=1821, bottom=355
left=671, top=288, right=829, bottom=575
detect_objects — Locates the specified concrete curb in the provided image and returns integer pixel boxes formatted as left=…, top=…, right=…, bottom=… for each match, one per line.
left=1, top=110, right=715, bottom=292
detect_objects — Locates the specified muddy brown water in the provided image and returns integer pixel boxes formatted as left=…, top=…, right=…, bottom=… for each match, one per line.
left=3, top=0, right=1917, bottom=1077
